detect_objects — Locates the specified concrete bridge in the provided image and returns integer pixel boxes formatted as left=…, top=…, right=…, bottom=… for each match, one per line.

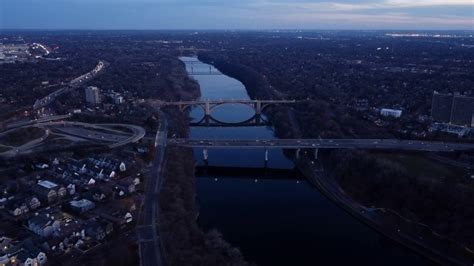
left=168, top=138, right=474, bottom=161
left=158, top=99, right=297, bottom=117
left=182, top=61, right=222, bottom=75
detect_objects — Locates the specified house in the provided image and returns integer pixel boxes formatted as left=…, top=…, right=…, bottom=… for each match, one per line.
left=85, top=187, right=109, bottom=202
left=115, top=177, right=136, bottom=196
left=31, top=181, right=56, bottom=203
left=26, top=196, right=41, bottom=210
left=28, top=214, right=61, bottom=237
left=43, top=222, right=84, bottom=253
left=6, top=199, right=29, bottom=217
left=97, top=206, right=133, bottom=230
left=6, top=238, right=47, bottom=265
left=69, top=199, right=95, bottom=214
left=32, top=180, right=67, bottom=203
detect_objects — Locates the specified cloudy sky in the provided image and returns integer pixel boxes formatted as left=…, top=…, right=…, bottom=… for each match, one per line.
left=1, top=0, right=473, bottom=30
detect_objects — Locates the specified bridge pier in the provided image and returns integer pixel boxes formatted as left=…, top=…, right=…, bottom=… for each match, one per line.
left=296, top=149, right=301, bottom=160
left=255, top=101, right=262, bottom=116
left=203, top=148, right=209, bottom=162
left=255, top=114, right=262, bottom=126
left=205, top=102, right=211, bottom=116
left=314, top=148, right=319, bottom=160
left=264, top=148, right=269, bottom=162
left=204, top=115, right=211, bottom=125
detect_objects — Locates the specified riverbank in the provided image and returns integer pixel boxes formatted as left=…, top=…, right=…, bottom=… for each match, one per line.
left=197, top=54, right=301, bottom=140
left=157, top=58, right=250, bottom=266
left=298, top=158, right=470, bottom=266
left=196, top=54, right=473, bottom=265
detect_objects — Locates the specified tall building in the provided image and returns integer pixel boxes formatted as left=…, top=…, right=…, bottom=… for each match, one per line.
left=431, top=91, right=453, bottom=123
left=451, top=96, right=474, bottom=126
left=85, top=86, right=101, bottom=105
left=431, top=91, right=474, bottom=127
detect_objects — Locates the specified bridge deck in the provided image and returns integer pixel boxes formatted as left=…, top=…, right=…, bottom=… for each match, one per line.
left=158, top=99, right=297, bottom=105
left=168, top=138, right=474, bottom=152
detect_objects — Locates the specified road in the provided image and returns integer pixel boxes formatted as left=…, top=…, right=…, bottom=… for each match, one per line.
left=168, top=138, right=474, bottom=152
left=47, top=121, right=146, bottom=148
left=33, top=61, right=106, bottom=110
left=0, top=120, right=146, bottom=158
left=5, top=114, right=72, bottom=129
left=0, top=128, right=51, bottom=157
left=138, top=109, right=167, bottom=266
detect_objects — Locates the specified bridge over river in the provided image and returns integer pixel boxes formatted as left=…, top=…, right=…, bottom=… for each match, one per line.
left=157, top=99, right=296, bottom=115
left=168, top=138, right=474, bottom=152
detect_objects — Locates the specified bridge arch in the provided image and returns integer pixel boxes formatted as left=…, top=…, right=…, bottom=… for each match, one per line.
left=209, top=102, right=257, bottom=116
left=191, top=113, right=269, bottom=127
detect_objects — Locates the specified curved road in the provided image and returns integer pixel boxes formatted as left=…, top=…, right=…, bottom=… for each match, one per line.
left=0, top=120, right=146, bottom=157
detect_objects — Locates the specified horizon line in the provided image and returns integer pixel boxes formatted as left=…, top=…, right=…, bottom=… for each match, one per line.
left=1, top=28, right=473, bottom=32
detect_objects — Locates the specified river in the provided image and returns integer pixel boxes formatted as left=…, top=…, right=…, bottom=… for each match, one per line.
left=180, top=56, right=431, bottom=266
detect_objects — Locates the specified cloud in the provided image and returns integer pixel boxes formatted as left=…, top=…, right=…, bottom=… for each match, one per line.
left=0, top=0, right=472, bottom=29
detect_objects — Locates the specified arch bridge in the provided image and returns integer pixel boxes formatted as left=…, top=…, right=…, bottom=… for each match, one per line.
left=182, top=61, right=222, bottom=75
left=158, top=99, right=297, bottom=117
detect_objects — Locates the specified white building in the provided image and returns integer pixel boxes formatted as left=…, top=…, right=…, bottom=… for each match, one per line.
left=112, top=93, right=124, bottom=104
left=380, top=108, right=402, bottom=118
left=69, top=199, right=95, bottom=213
left=85, top=86, right=101, bottom=105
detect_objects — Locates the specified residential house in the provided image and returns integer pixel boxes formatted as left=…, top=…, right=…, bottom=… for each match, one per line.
left=32, top=180, right=59, bottom=203
left=28, top=214, right=61, bottom=237
left=6, top=238, right=47, bottom=265
left=69, top=199, right=95, bottom=214
left=6, top=199, right=29, bottom=217
left=115, top=177, right=136, bottom=196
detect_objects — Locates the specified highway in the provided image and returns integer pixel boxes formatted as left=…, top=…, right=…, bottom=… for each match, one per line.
left=0, top=128, right=51, bottom=157
left=47, top=121, right=146, bottom=148
left=168, top=138, right=474, bottom=152
left=33, top=61, right=106, bottom=110
left=0, top=120, right=146, bottom=158
left=5, top=114, right=72, bottom=129
left=138, top=109, right=167, bottom=266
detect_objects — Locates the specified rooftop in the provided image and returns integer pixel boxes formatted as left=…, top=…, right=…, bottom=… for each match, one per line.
left=38, top=180, right=58, bottom=189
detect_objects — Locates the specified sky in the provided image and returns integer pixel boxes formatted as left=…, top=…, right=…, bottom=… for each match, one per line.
left=0, top=0, right=473, bottom=30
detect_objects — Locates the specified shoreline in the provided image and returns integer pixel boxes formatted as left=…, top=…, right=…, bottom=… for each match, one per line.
left=157, top=57, right=250, bottom=265
left=298, top=159, right=467, bottom=266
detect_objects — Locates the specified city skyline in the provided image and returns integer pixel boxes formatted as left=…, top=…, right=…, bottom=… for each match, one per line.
left=1, top=0, right=473, bottom=30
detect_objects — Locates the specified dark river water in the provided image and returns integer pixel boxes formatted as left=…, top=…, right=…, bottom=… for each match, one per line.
left=181, top=56, right=431, bottom=266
